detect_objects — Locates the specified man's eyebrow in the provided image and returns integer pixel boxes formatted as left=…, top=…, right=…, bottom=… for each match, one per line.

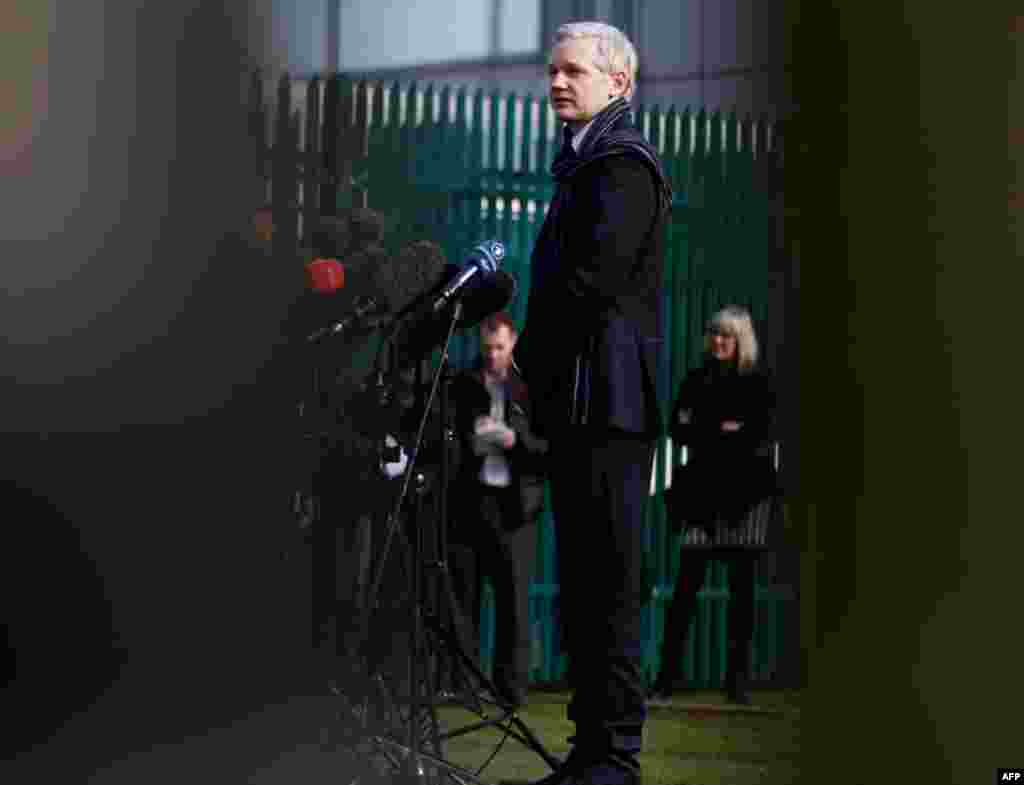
left=549, top=60, right=589, bottom=70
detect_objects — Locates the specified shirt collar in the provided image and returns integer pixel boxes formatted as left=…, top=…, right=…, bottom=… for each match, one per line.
left=570, top=117, right=597, bottom=153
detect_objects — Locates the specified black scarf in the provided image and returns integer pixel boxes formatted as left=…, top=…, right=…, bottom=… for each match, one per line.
left=550, top=97, right=673, bottom=216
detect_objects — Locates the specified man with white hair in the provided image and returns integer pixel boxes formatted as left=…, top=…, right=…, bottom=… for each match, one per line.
left=514, top=21, right=672, bottom=785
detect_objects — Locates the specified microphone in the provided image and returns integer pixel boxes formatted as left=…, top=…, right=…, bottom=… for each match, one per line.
left=377, top=240, right=448, bottom=318
left=306, top=296, right=388, bottom=343
left=431, top=240, right=505, bottom=313
left=306, top=258, right=346, bottom=294
left=305, top=244, right=391, bottom=300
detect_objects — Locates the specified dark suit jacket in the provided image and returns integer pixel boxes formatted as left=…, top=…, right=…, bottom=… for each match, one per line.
left=450, top=364, right=549, bottom=528
left=518, top=152, right=667, bottom=439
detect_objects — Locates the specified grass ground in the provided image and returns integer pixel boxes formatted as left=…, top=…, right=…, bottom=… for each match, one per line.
left=436, top=688, right=802, bottom=785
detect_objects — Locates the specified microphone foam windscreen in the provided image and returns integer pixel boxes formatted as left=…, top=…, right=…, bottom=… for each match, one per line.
left=309, top=216, right=352, bottom=260
left=379, top=240, right=448, bottom=314
left=343, top=244, right=392, bottom=307
left=306, top=258, right=345, bottom=294
left=347, top=208, right=386, bottom=251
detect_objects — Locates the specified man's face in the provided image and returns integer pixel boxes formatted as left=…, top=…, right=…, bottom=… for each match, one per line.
left=548, top=37, right=624, bottom=128
left=480, top=325, right=517, bottom=376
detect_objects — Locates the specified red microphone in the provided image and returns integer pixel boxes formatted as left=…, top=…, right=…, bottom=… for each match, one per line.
left=305, top=258, right=346, bottom=294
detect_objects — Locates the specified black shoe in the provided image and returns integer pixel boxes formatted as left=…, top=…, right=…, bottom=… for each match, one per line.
left=726, top=686, right=752, bottom=705
left=725, top=674, right=752, bottom=705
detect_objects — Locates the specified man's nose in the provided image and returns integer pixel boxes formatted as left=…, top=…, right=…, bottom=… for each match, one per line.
left=550, top=72, right=567, bottom=89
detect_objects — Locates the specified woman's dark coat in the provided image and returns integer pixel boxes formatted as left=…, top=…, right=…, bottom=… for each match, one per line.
left=667, top=360, right=778, bottom=535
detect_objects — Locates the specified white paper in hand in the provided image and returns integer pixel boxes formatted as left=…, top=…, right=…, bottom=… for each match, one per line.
left=476, top=420, right=512, bottom=446
left=381, top=434, right=408, bottom=478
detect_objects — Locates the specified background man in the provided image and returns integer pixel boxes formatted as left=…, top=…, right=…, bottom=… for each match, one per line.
left=448, top=312, right=549, bottom=707
left=515, top=21, right=673, bottom=785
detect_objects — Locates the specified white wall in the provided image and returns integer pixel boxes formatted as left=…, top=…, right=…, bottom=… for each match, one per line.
left=265, top=0, right=785, bottom=115
left=499, top=0, right=541, bottom=54
left=270, top=0, right=328, bottom=73
left=337, top=0, right=540, bottom=72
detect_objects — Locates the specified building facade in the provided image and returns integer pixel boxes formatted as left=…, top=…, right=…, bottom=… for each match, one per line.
left=271, top=0, right=788, bottom=120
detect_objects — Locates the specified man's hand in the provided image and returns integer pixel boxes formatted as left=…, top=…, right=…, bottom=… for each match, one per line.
left=721, top=420, right=743, bottom=433
left=475, top=415, right=515, bottom=449
left=474, top=415, right=494, bottom=433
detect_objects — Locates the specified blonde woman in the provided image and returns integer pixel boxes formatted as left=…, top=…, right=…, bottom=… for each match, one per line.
left=653, top=305, right=778, bottom=705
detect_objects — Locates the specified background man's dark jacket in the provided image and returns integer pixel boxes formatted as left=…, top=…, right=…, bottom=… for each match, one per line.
left=450, top=363, right=549, bottom=528
left=518, top=106, right=669, bottom=439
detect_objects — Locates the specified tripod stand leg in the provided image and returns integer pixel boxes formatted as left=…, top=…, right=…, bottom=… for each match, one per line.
left=327, top=303, right=558, bottom=784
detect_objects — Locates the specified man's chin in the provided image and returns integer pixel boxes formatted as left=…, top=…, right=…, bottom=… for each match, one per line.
left=552, top=105, right=578, bottom=122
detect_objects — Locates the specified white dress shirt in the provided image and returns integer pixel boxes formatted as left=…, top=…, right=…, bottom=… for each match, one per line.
left=571, top=118, right=597, bottom=153
left=477, top=377, right=512, bottom=488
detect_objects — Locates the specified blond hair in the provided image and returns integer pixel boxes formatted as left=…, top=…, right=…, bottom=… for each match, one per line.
left=552, top=22, right=639, bottom=100
left=705, top=305, right=759, bottom=372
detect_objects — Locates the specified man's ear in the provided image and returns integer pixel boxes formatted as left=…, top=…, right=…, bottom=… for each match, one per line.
left=610, top=70, right=628, bottom=98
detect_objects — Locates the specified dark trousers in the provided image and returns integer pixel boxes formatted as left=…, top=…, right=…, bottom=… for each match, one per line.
left=549, top=428, right=654, bottom=753
left=448, top=483, right=536, bottom=692
left=657, top=549, right=756, bottom=690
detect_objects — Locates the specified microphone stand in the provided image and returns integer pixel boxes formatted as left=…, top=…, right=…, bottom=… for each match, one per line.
left=353, top=299, right=560, bottom=785
left=358, top=301, right=465, bottom=785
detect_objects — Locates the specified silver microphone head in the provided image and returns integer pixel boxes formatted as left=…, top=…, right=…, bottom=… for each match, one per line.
left=471, top=240, right=505, bottom=273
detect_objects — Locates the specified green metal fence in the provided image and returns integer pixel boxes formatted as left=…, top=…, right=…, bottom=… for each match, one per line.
left=253, top=72, right=792, bottom=689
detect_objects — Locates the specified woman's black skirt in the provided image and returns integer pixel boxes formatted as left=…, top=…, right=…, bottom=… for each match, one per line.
left=663, top=455, right=781, bottom=551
